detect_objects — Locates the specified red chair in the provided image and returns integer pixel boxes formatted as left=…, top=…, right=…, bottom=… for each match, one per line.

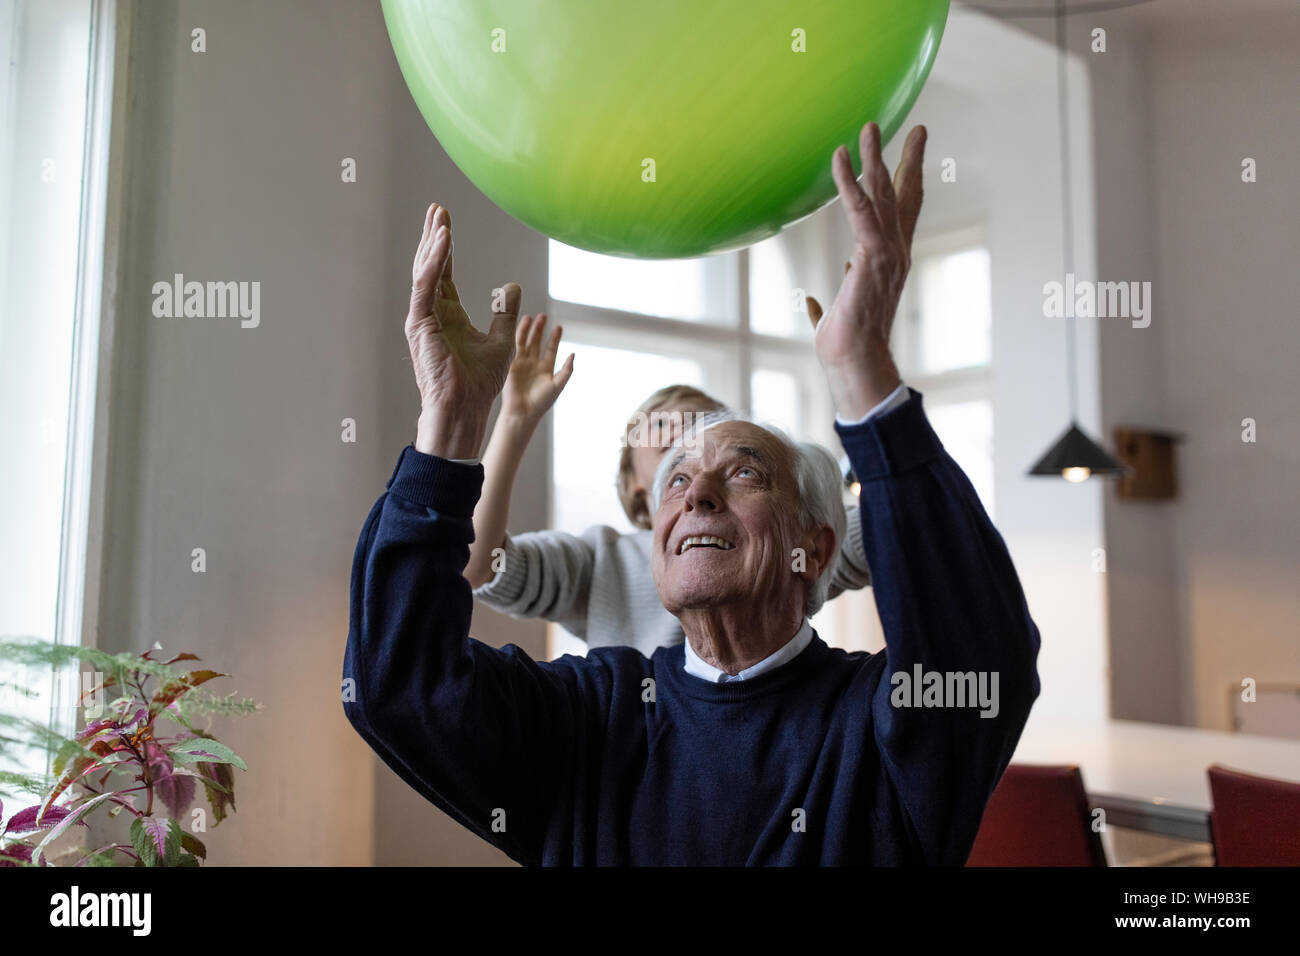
left=966, top=763, right=1107, bottom=866
left=1208, top=764, right=1300, bottom=866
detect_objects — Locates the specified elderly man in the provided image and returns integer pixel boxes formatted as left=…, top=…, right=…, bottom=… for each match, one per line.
left=343, top=121, right=1041, bottom=865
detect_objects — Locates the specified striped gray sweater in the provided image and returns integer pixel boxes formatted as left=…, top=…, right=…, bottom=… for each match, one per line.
left=471, top=505, right=871, bottom=657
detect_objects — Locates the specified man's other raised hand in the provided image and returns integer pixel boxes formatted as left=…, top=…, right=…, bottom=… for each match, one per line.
left=406, top=203, right=521, bottom=459
left=810, top=122, right=927, bottom=421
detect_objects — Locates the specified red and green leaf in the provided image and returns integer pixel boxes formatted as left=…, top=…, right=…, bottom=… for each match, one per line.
left=32, top=791, right=116, bottom=865
left=4, top=804, right=73, bottom=836
left=168, top=736, right=246, bottom=771
left=39, top=756, right=95, bottom=819
left=149, top=750, right=197, bottom=818
left=197, top=761, right=237, bottom=824
left=149, top=670, right=225, bottom=717
left=180, top=831, right=206, bottom=860
left=76, top=718, right=117, bottom=741
left=129, top=816, right=171, bottom=867
left=0, top=842, right=35, bottom=867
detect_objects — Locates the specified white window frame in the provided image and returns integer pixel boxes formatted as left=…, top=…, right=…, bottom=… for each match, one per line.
left=546, top=249, right=838, bottom=423
left=542, top=223, right=996, bottom=658
left=38, top=0, right=120, bottom=756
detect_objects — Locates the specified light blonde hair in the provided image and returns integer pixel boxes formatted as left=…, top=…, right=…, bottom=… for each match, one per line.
left=618, top=384, right=726, bottom=529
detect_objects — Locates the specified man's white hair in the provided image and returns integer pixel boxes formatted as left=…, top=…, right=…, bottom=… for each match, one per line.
left=650, top=410, right=848, bottom=618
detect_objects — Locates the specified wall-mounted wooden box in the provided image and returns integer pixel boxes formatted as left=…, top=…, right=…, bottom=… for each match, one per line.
left=1114, top=427, right=1181, bottom=500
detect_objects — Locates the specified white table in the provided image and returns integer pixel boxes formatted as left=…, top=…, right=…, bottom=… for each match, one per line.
left=1012, top=717, right=1300, bottom=841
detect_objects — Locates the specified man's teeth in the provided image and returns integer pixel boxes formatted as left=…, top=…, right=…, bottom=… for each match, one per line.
left=677, top=535, right=736, bottom=555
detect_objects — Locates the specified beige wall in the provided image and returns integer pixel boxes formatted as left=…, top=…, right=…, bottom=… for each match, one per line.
left=1018, top=2, right=1300, bottom=730
left=1142, top=9, right=1300, bottom=730
left=96, top=0, right=544, bottom=864
left=1084, top=10, right=1183, bottom=727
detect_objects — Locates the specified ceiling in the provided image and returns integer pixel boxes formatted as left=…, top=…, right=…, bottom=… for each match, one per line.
left=955, top=0, right=1291, bottom=27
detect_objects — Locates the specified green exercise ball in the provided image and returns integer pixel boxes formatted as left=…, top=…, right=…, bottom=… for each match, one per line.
left=382, top=0, right=949, bottom=259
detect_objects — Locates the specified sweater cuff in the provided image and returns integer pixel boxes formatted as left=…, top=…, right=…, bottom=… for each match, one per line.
left=834, top=388, right=944, bottom=480
left=470, top=534, right=529, bottom=605
left=843, top=505, right=868, bottom=568
left=834, top=381, right=911, bottom=427
left=386, top=444, right=484, bottom=517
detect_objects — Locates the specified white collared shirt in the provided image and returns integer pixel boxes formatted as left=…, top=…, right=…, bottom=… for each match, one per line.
left=833, top=380, right=910, bottom=427
left=683, top=618, right=814, bottom=683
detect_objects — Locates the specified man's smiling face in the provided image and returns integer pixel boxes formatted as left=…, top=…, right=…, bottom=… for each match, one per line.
left=651, top=421, right=805, bottom=616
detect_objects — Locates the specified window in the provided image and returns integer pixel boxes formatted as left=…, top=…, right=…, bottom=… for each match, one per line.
left=747, top=233, right=814, bottom=340
left=548, top=241, right=738, bottom=326
left=0, top=0, right=115, bottom=791
left=545, top=237, right=832, bottom=657
left=551, top=340, right=707, bottom=537
left=893, top=226, right=996, bottom=517
left=900, top=244, right=992, bottom=375
left=541, top=222, right=994, bottom=659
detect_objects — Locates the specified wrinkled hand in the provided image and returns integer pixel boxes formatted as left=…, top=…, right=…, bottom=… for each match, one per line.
left=406, top=203, right=521, bottom=458
left=500, top=313, right=575, bottom=426
left=806, top=122, right=926, bottom=420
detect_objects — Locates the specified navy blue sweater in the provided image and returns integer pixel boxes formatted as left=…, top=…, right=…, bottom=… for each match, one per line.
left=343, top=390, right=1041, bottom=865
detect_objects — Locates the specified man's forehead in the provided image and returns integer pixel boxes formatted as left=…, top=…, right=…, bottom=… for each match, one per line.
left=674, top=421, right=793, bottom=469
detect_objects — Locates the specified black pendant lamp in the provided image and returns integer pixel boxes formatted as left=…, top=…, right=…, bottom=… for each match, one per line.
left=1028, top=0, right=1124, bottom=483
left=1029, top=423, right=1123, bottom=483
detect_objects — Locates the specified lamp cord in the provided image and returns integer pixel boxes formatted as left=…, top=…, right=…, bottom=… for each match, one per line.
left=1055, top=0, right=1079, bottom=424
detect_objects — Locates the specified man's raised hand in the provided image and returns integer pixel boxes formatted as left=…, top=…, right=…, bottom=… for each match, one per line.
left=407, top=203, right=521, bottom=458
left=810, top=122, right=926, bottom=421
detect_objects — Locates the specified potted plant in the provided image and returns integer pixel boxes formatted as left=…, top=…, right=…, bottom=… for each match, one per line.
left=0, top=640, right=257, bottom=866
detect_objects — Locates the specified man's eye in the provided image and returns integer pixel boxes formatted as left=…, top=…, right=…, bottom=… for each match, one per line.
left=669, top=474, right=687, bottom=488
left=735, top=466, right=758, bottom=479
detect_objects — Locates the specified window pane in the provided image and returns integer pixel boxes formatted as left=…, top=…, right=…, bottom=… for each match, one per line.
left=547, top=341, right=707, bottom=659
left=551, top=342, right=705, bottom=536
left=750, top=368, right=801, bottom=436
left=915, top=247, right=992, bottom=374
left=0, top=0, right=98, bottom=792
left=748, top=234, right=811, bottom=338
left=548, top=240, right=738, bottom=324
left=927, top=399, right=995, bottom=520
